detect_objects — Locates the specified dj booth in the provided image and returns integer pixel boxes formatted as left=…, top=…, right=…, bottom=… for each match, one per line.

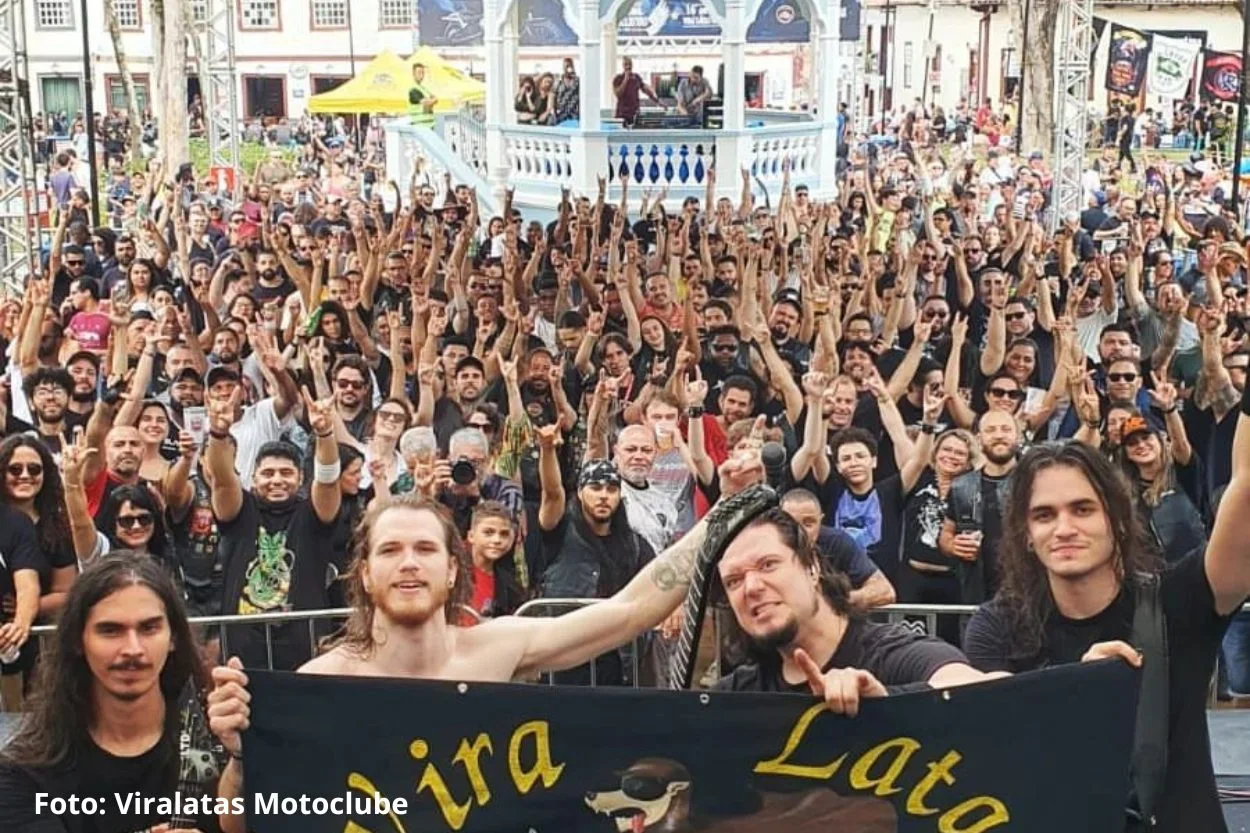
left=619, top=98, right=726, bottom=131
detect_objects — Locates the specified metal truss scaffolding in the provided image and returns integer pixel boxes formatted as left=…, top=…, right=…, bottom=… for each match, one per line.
left=0, top=0, right=39, bottom=292
left=201, top=0, right=240, bottom=177
left=1050, top=0, right=1092, bottom=230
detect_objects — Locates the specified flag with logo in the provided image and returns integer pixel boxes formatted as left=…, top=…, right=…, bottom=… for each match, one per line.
left=1201, top=50, right=1242, bottom=104
left=1146, top=34, right=1199, bottom=99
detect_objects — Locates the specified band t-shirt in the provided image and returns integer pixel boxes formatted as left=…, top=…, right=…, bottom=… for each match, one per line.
left=963, top=549, right=1237, bottom=833
left=714, top=618, right=967, bottom=693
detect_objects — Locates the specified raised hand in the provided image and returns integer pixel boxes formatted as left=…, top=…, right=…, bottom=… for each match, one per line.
left=801, top=371, right=828, bottom=399
left=794, top=648, right=887, bottom=717
left=61, top=426, right=96, bottom=488
left=301, top=387, right=335, bottom=437
left=1148, top=371, right=1178, bottom=412
left=535, top=423, right=562, bottom=449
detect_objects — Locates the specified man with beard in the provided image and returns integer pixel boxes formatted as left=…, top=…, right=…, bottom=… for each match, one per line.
left=207, top=387, right=342, bottom=671
left=329, top=355, right=374, bottom=441
left=1002, top=296, right=1056, bottom=386
left=611, top=424, right=680, bottom=554
left=939, top=410, right=1020, bottom=603
left=208, top=327, right=244, bottom=380
left=713, top=507, right=998, bottom=702
left=431, top=356, right=488, bottom=451
left=207, top=475, right=772, bottom=833
left=437, top=427, right=523, bottom=537
left=767, top=293, right=811, bottom=374
left=0, top=554, right=225, bottom=833
left=251, top=249, right=295, bottom=305
left=697, top=325, right=752, bottom=412
left=64, top=351, right=99, bottom=428
left=19, top=368, right=75, bottom=458
left=62, top=277, right=110, bottom=355
left=100, top=230, right=136, bottom=295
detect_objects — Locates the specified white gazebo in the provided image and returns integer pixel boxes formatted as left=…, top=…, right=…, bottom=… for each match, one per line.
left=387, top=0, right=843, bottom=220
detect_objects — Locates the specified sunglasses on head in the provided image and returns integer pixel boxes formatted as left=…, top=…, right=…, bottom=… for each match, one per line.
left=6, top=462, right=42, bottom=478
left=988, top=387, right=1025, bottom=400
left=117, top=513, right=154, bottom=530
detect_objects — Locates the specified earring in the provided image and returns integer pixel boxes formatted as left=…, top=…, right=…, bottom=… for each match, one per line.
left=447, top=579, right=455, bottom=588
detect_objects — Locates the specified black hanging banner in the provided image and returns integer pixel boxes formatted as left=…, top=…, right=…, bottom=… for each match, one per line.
left=239, top=661, right=1137, bottom=833
left=1200, top=49, right=1243, bottom=104
left=1104, top=24, right=1152, bottom=96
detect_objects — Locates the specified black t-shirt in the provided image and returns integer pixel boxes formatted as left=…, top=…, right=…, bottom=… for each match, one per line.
left=714, top=618, right=966, bottom=693
left=0, top=504, right=44, bottom=616
left=0, top=716, right=223, bottom=833
left=900, top=469, right=946, bottom=569
left=979, top=472, right=1007, bottom=594
left=963, top=550, right=1237, bottom=833
left=218, top=493, right=339, bottom=670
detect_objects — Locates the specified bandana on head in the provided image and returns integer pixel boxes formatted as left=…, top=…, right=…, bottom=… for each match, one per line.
left=578, top=459, right=621, bottom=490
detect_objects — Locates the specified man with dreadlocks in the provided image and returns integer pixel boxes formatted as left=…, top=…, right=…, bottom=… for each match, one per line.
left=207, top=458, right=770, bottom=833
left=964, top=435, right=1250, bottom=833
left=0, top=553, right=222, bottom=833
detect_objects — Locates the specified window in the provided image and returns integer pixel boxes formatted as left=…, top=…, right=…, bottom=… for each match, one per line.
left=239, top=0, right=280, bottom=29
left=310, top=0, right=346, bottom=28
left=903, top=42, right=913, bottom=88
left=35, top=0, right=74, bottom=29
left=107, top=76, right=150, bottom=114
left=112, top=0, right=141, bottom=29
left=190, top=0, right=208, bottom=21
left=379, top=0, right=412, bottom=28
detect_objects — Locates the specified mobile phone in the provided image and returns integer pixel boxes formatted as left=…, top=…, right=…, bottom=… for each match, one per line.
left=184, top=406, right=207, bottom=446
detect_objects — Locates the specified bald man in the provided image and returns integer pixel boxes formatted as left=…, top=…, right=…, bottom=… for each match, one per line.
left=613, top=423, right=680, bottom=554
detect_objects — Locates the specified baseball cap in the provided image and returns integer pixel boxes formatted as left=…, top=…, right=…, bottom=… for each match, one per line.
left=205, top=366, right=240, bottom=388
left=1120, top=415, right=1153, bottom=443
left=578, top=459, right=622, bottom=490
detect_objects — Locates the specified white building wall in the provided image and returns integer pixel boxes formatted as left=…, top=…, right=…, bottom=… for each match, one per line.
left=859, top=0, right=1240, bottom=118
left=22, top=0, right=1242, bottom=122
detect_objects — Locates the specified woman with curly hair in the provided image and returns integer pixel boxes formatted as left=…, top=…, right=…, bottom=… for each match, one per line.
left=0, top=435, right=78, bottom=618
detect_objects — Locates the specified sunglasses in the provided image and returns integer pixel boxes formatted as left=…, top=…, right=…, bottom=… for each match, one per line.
left=376, top=410, right=407, bottom=424
left=6, top=463, right=42, bottom=478
left=1005, top=311, right=1027, bottom=321
left=988, top=388, right=1025, bottom=400
left=65, top=260, right=85, bottom=267
left=117, top=513, right=155, bottom=530
left=336, top=378, right=366, bottom=390
left=711, top=342, right=738, bottom=352
left=922, top=310, right=949, bottom=319
left=1107, top=372, right=1138, bottom=383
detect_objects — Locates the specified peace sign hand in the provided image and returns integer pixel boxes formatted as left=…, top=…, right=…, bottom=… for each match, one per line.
left=61, top=427, right=97, bottom=489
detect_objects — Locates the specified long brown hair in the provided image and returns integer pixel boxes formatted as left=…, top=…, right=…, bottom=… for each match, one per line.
left=996, top=442, right=1159, bottom=665
left=327, top=494, right=473, bottom=658
left=1, top=551, right=205, bottom=770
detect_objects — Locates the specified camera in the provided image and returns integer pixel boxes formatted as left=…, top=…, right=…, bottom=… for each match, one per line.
left=100, top=380, right=125, bottom=407
left=450, top=457, right=477, bottom=486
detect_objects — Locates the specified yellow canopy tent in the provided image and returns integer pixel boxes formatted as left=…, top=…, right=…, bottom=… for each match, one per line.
left=307, top=51, right=415, bottom=115
left=405, top=47, right=486, bottom=113
left=307, top=49, right=486, bottom=115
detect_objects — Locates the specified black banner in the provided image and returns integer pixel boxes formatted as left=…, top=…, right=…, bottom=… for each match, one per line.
left=1104, top=24, right=1151, bottom=96
left=241, top=662, right=1137, bottom=832
left=1201, top=49, right=1242, bottom=104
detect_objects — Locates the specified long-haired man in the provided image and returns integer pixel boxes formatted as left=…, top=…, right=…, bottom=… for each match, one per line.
left=0, top=552, right=222, bottom=833
left=964, top=439, right=1250, bottom=833
left=208, top=460, right=769, bottom=833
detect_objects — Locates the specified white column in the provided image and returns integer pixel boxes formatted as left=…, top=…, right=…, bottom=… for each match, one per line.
left=815, top=8, right=842, bottom=199
left=484, top=0, right=515, bottom=204
left=722, top=0, right=746, bottom=131
left=578, top=0, right=602, bottom=130
left=601, top=21, right=618, bottom=112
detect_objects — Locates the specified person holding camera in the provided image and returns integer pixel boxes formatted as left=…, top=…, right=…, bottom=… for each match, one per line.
left=426, top=426, right=523, bottom=539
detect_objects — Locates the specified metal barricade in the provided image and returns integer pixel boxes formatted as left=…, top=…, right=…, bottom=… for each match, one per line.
left=514, top=598, right=662, bottom=688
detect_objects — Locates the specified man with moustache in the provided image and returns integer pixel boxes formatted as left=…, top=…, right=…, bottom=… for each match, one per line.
left=432, top=356, right=488, bottom=451
left=612, top=424, right=681, bottom=554
left=939, top=410, right=1020, bottom=603
left=64, top=351, right=100, bottom=428
left=19, top=368, right=76, bottom=457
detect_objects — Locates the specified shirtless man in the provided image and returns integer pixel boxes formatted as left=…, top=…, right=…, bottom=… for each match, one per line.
left=207, top=458, right=771, bottom=833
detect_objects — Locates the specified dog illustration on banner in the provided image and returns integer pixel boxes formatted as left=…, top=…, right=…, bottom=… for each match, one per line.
left=585, top=758, right=897, bottom=833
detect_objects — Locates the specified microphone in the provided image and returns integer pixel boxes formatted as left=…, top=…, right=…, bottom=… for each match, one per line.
left=761, top=441, right=787, bottom=490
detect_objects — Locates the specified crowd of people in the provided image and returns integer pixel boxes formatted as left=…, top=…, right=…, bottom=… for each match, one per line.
left=0, top=94, right=1249, bottom=833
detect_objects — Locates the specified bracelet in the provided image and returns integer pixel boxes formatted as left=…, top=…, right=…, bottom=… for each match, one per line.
left=1163, top=404, right=1180, bottom=415
left=314, top=459, right=342, bottom=484
left=687, top=406, right=705, bottom=418
left=1084, top=419, right=1101, bottom=429
left=920, top=423, right=937, bottom=434
left=314, top=429, right=334, bottom=438
left=209, top=429, right=231, bottom=441
left=229, top=750, right=244, bottom=762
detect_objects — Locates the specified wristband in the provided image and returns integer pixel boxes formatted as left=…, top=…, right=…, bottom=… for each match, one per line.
left=314, top=459, right=342, bottom=484
left=687, top=406, right=705, bottom=418
left=209, top=429, right=231, bottom=441
left=314, top=429, right=334, bottom=438
left=920, top=423, right=937, bottom=434
left=1162, top=404, right=1180, bottom=415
